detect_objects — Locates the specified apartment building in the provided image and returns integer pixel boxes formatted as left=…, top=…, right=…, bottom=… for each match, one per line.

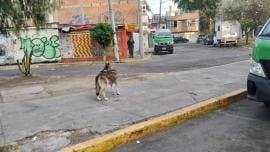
left=165, top=7, right=199, bottom=42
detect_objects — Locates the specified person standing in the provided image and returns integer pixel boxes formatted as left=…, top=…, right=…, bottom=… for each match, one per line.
left=127, top=37, right=135, bottom=58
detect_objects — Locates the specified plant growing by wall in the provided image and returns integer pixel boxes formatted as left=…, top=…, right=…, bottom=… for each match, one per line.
left=90, top=23, right=113, bottom=59
left=17, top=51, right=33, bottom=76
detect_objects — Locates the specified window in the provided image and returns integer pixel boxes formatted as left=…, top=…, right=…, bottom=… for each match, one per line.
left=261, top=22, right=270, bottom=37
left=156, top=31, right=172, bottom=37
left=167, top=21, right=176, bottom=28
left=218, top=26, right=220, bottom=31
left=174, top=21, right=177, bottom=27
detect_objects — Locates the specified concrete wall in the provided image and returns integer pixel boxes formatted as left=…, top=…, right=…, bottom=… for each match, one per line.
left=0, top=28, right=60, bottom=65
left=132, top=33, right=149, bottom=55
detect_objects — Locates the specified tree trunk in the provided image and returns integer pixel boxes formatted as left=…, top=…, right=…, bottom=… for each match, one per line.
left=102, top=46, right=106, bottom=62
left=245, top=30, right=249, bottom=45
left=17, top=51, right=33, bottom=76
left=209, top=17, right=214, bottom=34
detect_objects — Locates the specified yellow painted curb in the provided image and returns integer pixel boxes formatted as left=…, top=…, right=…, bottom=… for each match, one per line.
left=59, top=89, right=246, bottom=152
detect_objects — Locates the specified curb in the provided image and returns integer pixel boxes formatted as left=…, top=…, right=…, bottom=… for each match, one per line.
left=59, top=89, right=246, bottom=152
left=0, top=58, right=147, bottom=70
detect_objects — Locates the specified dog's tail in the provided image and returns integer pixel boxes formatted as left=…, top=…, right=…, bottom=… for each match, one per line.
left=95, top=76, right=101, bottom=96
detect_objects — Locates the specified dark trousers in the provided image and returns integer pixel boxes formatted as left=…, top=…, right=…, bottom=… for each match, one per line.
left=128, top=48, right=134, bottom=58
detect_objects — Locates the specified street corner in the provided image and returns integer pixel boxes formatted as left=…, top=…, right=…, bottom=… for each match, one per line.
left=59, top=89, right=246, bottom=152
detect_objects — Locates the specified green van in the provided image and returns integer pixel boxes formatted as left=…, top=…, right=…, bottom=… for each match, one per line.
left=153, top=29, right=174, bottom=54
left=247, top=18, right=270, bottom=107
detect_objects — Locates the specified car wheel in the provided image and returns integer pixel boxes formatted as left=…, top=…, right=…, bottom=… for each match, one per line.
left=169, top=49, right=174, bottom=54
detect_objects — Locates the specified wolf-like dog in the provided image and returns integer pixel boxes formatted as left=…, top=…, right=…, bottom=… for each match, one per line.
left=95, top=62, right=120, bottom=101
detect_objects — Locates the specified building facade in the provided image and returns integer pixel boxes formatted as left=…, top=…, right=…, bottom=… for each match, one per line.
left=49, top=0, right=138, bottom=25
left=166, top=10, right=199, bottom=42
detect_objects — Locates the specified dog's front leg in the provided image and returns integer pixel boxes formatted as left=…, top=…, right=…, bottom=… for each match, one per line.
left=112, top=83, right=120, bottom=95
left=115, top=83, right=120, bottom=95
left=102, top=90, right=109, bottom=101
left=97, top=95, right=102, bottom=101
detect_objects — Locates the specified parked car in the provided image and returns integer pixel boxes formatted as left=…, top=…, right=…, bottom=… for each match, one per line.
left=153, top=29, right=174, bottom=54
left=247, top=18, right=270, bottom=107
left=196, top=34, right=205, bottom=44
left=173, top=36, right=189, bottom=43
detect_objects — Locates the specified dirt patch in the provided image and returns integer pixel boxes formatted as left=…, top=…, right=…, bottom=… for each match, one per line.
left=0, top=128, right=98, bottom=152
left=0, top=145, right=18, bottom=152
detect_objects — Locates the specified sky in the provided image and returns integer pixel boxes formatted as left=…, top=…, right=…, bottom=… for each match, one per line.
left=147, top=0, right=175, bottom=15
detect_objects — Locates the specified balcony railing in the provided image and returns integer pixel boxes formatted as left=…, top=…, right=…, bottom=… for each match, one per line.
left=166, top=12, right=199, bottom=21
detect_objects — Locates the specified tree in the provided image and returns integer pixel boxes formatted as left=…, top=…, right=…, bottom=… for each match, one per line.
left=0, top=0, right=59, bottom=34
left=90, top=23, right=114, bottom=61
left=175, top=0, right=221, bottom=34
left=0, top=0, right=59, bottom=76
left=221, top=0, right=270, bottom=44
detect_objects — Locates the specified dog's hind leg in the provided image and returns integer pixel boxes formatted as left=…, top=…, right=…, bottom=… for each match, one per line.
left=114, top=82, right=120, bottom=95
left=101, top=88, right=108, bottom=101
left=97, top=95, right=102, bottom=101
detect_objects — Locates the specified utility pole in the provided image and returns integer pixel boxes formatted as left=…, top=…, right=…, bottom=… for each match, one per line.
left=80, top=0, right=85, bottom=24
left=108, top=0, right=120, bottom=62
left=138, top=0, right=144, bottom=58
left=159, top=0, right=162, bottom=29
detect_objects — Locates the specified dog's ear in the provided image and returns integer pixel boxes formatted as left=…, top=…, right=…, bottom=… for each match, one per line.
left=104, top=62, right=110, bottom=69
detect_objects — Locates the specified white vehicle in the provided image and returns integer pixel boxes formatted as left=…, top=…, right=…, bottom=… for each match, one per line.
left=214, top=20, right=242, bottom=47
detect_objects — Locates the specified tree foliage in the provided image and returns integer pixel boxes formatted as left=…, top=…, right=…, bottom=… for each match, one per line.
left=90, top=23, right=113, bottom=49
left=0, top=0, right=60, bottom=34
left=175, top=0, right=221, bottom=34
left=221, top=0, right=270, bottom=44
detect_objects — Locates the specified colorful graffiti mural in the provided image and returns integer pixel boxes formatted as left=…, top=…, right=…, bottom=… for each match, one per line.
left=20, top=35, right=61, bottom=59
left=71, top=32, right=92, bottom=57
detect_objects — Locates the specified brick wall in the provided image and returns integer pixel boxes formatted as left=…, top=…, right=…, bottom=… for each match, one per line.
left=52, top=0, right=138, bottom=25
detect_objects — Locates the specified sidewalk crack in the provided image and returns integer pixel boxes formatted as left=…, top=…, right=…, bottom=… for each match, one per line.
left=172, top=76, right=198, bottom=102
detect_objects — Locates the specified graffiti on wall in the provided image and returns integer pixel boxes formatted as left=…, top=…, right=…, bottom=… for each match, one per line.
left=20, top=35, right=61, bottom=59
left=0, top=43, right=15, bottom=64
left=70, top=14, right=91, bottom=25
left=71, top=32, right=92, bottom=57
left=0, top=44, right=7, bottom=57
left=99, top=11, right=124, bottom=24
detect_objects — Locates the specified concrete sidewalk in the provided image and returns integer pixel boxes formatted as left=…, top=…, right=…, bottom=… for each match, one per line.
left=0, top=60, right=249, bottom=151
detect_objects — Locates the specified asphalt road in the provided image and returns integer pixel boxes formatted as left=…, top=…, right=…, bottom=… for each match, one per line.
left=114, top=99, right=270, bottom=152
left=0, top=43, right=249, bottom=77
